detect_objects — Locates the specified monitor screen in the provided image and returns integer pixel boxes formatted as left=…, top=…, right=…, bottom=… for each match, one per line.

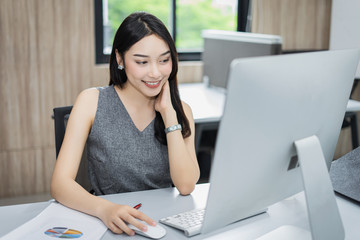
left=201, top=30, right=282, bottom=89
left=201, top=49, right=360, bottom=238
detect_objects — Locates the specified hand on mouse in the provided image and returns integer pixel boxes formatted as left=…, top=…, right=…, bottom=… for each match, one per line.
left=128, top=221, right=167, bottom=239
left=97, top=201, right=156, bottom=236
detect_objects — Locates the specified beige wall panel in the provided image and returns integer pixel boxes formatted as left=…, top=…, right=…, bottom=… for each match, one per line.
left=0, top=151, right=10, bottom=197
left=0, top=147, right=55, bottom=198
left=0, top=0, right=95, bottom=198
left=251, top=0, right=332, bottom=51
left=0, top=0, right=95, bottom=152
left=94, top=65, right=110, bottom=87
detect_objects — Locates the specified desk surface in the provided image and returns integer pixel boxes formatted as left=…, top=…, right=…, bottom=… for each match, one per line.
left=179, top=83, right=225, bottom=124
left=0, top=184, right=359, bottom=240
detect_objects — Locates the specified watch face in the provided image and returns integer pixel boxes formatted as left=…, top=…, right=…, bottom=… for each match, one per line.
left=165, top=124, right=181, bottom=133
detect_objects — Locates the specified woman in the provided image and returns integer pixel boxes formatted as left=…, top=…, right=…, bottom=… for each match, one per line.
left=51, top=12, right=200, bottom=236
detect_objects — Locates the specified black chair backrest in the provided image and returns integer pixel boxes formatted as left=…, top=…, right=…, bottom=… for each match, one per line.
left=53, top=106, right=73, bottom=158
left=52, top=105, right=93, bottom=192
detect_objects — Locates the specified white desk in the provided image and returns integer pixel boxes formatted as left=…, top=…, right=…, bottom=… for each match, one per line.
left=179, top=82, right=225, bottom=124
left=0, top=184, right=359, bottom=239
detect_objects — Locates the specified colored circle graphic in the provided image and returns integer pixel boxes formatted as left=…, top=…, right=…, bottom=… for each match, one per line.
left=44, top=227, right=83, bottom=238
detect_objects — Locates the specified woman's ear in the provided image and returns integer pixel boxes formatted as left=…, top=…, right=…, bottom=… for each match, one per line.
left=115, top=49, right=124, bottom=66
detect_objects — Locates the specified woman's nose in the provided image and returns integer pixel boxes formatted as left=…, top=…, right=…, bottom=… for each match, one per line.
left=149, top=63, right=161, bottom=79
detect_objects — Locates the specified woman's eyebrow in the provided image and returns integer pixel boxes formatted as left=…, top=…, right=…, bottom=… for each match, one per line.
left=160, top=50, right=171, bottom=56
left=133, top=50, right=171, bottom=58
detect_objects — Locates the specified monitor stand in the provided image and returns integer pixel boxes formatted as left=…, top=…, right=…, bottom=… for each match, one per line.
left=258, top=135, right=345, bottom=240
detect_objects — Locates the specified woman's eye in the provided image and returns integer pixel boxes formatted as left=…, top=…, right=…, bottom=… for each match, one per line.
left=160, top=58, right=170, bottom=63
left=136, top=61, right=147, bottom=65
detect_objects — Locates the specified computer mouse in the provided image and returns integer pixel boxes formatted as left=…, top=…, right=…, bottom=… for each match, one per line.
left=128, top=221, right=166, bottom=239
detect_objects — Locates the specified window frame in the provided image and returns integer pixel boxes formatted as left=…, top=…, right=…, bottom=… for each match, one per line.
left=94, top=0, right=250, bottom=64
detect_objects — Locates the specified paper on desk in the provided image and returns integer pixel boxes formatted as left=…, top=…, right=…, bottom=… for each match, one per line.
left=0, top=201, right=107, bottom=240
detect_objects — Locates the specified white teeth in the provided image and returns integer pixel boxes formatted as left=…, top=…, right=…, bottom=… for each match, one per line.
left=145, top=81, right=159, bottom=85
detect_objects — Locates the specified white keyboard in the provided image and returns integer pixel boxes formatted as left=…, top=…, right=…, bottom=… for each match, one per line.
left=160, top=207, right=267, bottom=237
left=160, top=208, right=205, bottom=237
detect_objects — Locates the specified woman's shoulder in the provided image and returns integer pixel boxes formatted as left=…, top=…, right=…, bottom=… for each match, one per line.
left=75, top=85, right=115, bottom=109
left=76, top=87, right=99, bottom=103
left=72, top=87, right=101, bottom=120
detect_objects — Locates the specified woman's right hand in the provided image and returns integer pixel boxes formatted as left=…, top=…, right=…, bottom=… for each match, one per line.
left=97, top=201, right=157, bottom=236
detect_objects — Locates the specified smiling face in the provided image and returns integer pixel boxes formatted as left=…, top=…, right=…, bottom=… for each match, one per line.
left=117, top=34, right=173, bottom=99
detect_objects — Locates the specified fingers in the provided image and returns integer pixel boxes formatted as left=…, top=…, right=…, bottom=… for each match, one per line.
left=108, top=222, right=124, bottom=235
left=107, top=205, right=156, bottom=236
left=130, top=209, right=157, bottom=227
left=112, top=215, right=135, bottom=236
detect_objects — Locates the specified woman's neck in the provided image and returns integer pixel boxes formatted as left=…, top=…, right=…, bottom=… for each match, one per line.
left=114, top=84, right=157, bottom=131
left=116, top=84, right=155, bottom=110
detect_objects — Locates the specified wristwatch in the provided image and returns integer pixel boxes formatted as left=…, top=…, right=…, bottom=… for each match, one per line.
left=164, top=124, right=182, bottom=134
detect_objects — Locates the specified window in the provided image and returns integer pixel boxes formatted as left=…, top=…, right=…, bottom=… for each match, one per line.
left=95, top=0, right=250, bottom=63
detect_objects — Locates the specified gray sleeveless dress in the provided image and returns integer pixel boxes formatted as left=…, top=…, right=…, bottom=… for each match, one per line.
left=86, top=85, right=172, bottom=195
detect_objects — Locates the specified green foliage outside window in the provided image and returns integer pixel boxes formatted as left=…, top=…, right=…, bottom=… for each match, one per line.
left=106, top=0, right=236, bottom=51
left=176, top=0, right=236, bottom=50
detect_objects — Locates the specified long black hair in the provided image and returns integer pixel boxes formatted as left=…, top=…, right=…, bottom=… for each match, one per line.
left=109, top=12, right=190, bottom=145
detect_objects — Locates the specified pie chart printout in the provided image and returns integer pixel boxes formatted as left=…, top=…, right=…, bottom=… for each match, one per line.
left=44, top=227, right=83, bottom=238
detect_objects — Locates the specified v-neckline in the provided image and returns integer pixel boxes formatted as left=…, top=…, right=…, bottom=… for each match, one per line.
left=112, top=85, right=155, bottom=133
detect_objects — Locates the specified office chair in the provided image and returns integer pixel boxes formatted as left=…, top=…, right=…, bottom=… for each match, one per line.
left=53, top=106, right=92, bottom=191
left=53, top=106, right=73, bottom=157
left=342, top=90, right=360, bottom=150
left=342, top=112, right=358, bottom=149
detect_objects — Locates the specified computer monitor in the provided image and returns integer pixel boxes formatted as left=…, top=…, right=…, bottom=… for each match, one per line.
left=201, top=49, right=360, bottom=239
left=329, top=0, right=360, bottom=78
left=201, top=30, right=282, bottom=89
